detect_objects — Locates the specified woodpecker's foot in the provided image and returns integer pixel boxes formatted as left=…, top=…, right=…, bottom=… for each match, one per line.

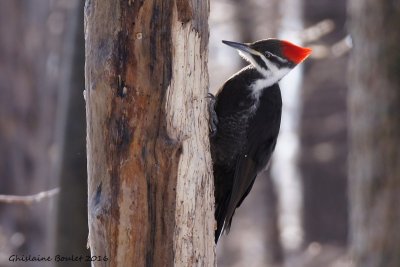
left=206, top=93, right=218, bottom=137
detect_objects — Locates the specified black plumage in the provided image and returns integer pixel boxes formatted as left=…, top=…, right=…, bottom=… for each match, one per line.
left=211, top=67, right=282, bottom=242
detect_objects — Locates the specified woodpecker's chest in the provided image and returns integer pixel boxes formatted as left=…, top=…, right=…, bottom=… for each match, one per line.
left=212, top=73, right=282, bottom=166
left=215, top=68, right=282, bottom=132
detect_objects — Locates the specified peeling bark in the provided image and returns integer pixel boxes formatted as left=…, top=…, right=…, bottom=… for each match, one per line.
left=84, top=0, right=214, bottom=266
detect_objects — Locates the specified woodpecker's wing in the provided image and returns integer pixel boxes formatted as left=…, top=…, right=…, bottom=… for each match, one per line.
left=222, top=84, right=282, bottom=232
left=223, top=154, right=257, bottom=232
left=223, top=135, right=277, bottom=231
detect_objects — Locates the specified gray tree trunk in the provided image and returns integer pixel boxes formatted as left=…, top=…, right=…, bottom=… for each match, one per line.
left=84, top=0, right=215, bottom=266
left=348, top=0, right=400, bottom=266
left=301, top=0, right=348, bottom=245
left=55, top=1, right=90, bottom=266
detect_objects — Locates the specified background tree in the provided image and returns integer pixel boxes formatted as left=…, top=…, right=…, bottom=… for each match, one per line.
left=84, top=0, right=215, bottom=266
left=348, top=0, right=400, bottom=266
left=0, top=1, right=87, bottom=266
left=301, top=0, right=348, bottom=246
left=55, top=1, right=89, bottom=266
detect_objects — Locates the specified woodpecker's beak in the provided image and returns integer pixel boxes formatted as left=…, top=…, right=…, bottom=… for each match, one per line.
left=222, top=40, right=260, bottom=56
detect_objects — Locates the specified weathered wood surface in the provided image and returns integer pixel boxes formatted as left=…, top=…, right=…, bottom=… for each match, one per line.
left=84, top=0, right=215, bottom=266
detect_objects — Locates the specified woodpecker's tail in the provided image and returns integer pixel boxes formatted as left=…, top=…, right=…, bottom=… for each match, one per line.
left=215, top=193, right=233, bottom=243
left=215, top=201, right=226, bottom=243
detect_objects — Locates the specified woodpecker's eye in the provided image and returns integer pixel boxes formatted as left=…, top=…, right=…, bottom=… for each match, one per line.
left=265, top=52, right=271, bottom=58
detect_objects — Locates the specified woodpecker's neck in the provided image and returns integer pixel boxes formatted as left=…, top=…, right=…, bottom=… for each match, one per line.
left=238, top=51, right=291, bottom=98
left=249, top=65, right=290, bottom=98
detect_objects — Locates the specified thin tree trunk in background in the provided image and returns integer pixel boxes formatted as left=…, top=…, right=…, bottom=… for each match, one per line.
left=348, top=0, right=400, bottom=266
left=301, top=0, right=348, bottom=245
left=55, top=1, right=90, bottom=266
left=0, top=1, right=82, bottom=265
left=84, top=0, right=214, bottom=266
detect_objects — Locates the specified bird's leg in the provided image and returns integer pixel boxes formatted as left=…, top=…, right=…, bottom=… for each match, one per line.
left=206, top=93, right=218, bottom=137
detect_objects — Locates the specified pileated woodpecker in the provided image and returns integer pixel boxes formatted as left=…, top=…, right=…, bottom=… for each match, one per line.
left=209, top=39, right=311, bottom=243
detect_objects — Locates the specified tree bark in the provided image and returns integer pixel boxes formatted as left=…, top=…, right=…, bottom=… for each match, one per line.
left=348, top=0, right=400, bottom=266
left=84, top=1, right=215, bottom=266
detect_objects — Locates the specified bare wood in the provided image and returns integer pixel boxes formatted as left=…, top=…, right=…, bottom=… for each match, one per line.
left=0, top=188, right=60, bottom=205
left=348, top=0, right=400, bottom=266
left=84, top=0, right=215, bottom=266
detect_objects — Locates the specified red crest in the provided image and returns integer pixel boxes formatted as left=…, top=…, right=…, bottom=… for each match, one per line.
left=281, top=40, right=312, bottom=64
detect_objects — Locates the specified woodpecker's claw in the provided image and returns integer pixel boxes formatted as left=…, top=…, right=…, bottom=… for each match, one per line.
left=206, top=93, right=218, bottom=137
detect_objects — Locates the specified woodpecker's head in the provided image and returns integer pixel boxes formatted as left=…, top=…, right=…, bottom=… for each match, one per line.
left=222, top=39, right=312, bottom=80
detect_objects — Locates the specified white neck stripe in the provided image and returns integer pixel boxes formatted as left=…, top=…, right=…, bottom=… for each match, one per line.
left=251, top=67, right=290, bottom=97
left=236, top=50, right=291, bottom=98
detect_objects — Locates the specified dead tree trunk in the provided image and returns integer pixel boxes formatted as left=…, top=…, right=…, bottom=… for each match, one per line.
left=348, top=0, right=400, bottom=266
left=84, top=1, right=215, bottom=266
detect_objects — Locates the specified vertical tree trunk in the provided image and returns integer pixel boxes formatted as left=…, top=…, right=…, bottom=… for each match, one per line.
left=84, top=1, right=215, bottom=266
left=55, top=1, right=90, bottom=265
left=348, top=0, right=400, bottom=266
left=301, top=0, right=348, bottom=245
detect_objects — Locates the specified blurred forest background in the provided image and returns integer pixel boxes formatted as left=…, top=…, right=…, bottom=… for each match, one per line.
left=0, top=0, right=399, bottom=267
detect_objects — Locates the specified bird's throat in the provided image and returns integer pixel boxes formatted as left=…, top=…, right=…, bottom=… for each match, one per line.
left=250, top=67, right=289, bottom=98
